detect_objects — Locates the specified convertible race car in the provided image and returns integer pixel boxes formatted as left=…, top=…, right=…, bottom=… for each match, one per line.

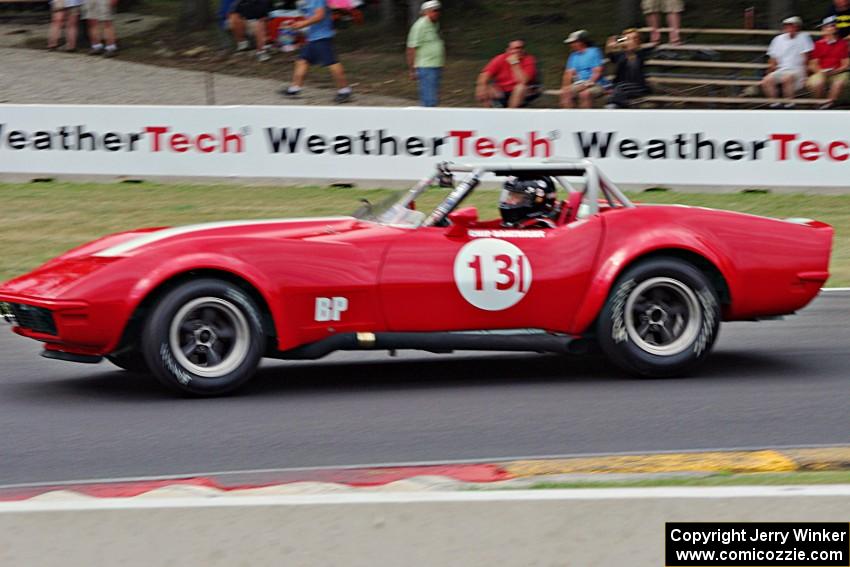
left=0, top=160, right=833, bottom=395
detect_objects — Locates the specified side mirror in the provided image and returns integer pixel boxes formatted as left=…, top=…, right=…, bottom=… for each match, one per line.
left=446, top=207, right=478, bottom=237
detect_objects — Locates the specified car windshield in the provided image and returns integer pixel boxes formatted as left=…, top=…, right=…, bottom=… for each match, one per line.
left=351, top=176, right=435, bottom=228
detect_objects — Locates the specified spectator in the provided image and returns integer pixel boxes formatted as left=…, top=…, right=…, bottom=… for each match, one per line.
left=761, top=16, right=814, bottom=109
left=828, top=0, right=850, bottom=39
left=475, top=39, right=540, bottom=108
left=281, top=0, right=352, bottom=103
left=807, top=16, right=849, bottom=109
left=85, top=0, right=119, bottom=57
left=406, top=0, right=445, bottom=107
left=642, top=0, right=684, bottom=44
left=605, top=29, right=652, bottom=108
left=560, top=30, right=608, bottom=109
left=229, top=0, right=272, bottom=61
left=47, top=0, right=83, bottom=52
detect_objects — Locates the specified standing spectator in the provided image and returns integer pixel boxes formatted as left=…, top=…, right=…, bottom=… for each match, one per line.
left=761, top=16, right=814, bottom=108
left=828, top=0, right=850, bottom=39
left=475, top=39, right=540, bottom=108
left=281, top=0, right=352, bottom=103
left=47, top=0, right=83, bottom=51
left=85, top=0, right=119, bottom=57
left=228, top=0, right=272, bottom=61
left=406, top=0, right=444, bottom=107
left=560, top=30, right=608, bottom=109
left=642, top=0, right=684, bottom=44
left=807, top=16, right=849, bottom=109
left=605, top=29, right=652, bottom=108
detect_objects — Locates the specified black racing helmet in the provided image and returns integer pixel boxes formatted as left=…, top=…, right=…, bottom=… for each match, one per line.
left=499, top=176, right=557, bottom=225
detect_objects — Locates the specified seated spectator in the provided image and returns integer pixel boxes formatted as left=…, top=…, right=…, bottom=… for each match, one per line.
left=47, top=0, right=83, bottom=52
left=605, top=29, right=652, bottom=108
left=228, top=0, right=272, bottom=61
left=807, top=16, right=849, bottom=109
left=828, top=0, right=850, bottom=39
left=761, top=16, right=813, bottom=109
left=560, top=30, right=608, bottom=109
left=642, top=0, right=684, bottom=44
left=475, top=39, right=541, bottom=108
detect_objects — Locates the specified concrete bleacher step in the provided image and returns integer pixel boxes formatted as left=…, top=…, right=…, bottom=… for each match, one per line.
left=647, top=59, right=768, bottom=70
left=648, top=77, right=761, bottom=87
left=653, top=43, right=767, bottom=53
left=640, top=95, right=831, bottom=106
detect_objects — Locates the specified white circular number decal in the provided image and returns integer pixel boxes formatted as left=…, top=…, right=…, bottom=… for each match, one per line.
left=453, top=238, right=532, bottom=311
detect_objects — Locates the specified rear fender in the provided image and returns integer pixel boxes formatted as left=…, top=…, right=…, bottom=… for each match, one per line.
left=570, top=227, right=736, bottom=334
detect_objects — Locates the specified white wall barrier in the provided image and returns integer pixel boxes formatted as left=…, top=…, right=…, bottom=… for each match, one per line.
left=1, top=486, right=850, bottom=566
left=2, top=105, right=850, bottom=187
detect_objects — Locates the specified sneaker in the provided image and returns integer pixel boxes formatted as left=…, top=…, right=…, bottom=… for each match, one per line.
left=769, top=102, right=782, bottom=109
left=256, top=49, right=270, bottom=62
left=819, top=101, right=834, bottom=110
left=89, top=45, right=104, bottom=56
left=236, top=40, right=250, bottom=52
left=334, top=91, right=352, bottom=104
left=783, top=102, right=795, bottom=110
left=280, top=86, right=301, bottom=97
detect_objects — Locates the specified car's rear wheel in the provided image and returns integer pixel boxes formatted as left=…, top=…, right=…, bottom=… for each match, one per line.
left=106, top=349, right=149, bottom=374
left=596, top=257, right=721, bottom=377
left=141, top=279, right=266, bottom=396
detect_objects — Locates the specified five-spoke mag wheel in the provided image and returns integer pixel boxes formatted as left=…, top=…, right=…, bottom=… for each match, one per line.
left=597, top=258, right=721, bottom=377
left=141, top=279, right=267, bottom=396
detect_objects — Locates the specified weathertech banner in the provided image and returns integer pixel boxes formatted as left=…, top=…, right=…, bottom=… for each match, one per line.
left=2, top=105, right=850, bottom=186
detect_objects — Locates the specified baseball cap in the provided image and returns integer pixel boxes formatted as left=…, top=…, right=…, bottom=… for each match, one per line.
left=820, top=15, right=838, bottom=27
left=782, top=16, right=803, bottom=26
left=420, top=0, right=441, bottom=12
left=564, top=29, right=589, bottom=44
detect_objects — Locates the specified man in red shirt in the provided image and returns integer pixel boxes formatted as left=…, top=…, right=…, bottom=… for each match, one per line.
left=807, top=16, right=849, bottom=109
left=475, top=39, right=541, bottom=108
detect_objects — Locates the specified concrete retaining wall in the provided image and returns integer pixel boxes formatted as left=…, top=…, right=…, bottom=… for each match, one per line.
left=2, top=486, right=849, bottom=566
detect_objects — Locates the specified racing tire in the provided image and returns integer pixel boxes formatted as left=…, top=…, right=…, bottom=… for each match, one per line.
left=141, top=279, right=266, bottom=396
left=596, top=257, right=721, bottom=378
left=106, top=349, right=150, bottom=374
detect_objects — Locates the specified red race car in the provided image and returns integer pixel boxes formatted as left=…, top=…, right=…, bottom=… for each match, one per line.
left=0, top=160, right=833, bottom=395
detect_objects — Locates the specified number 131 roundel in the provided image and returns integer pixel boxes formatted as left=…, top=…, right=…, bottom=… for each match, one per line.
left=453, top=238, right=533, bottom=311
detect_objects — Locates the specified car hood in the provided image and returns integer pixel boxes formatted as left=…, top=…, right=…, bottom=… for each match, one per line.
left=88, top=217, right=363, bottom=258
left=0, top=217, right=370, bottom=298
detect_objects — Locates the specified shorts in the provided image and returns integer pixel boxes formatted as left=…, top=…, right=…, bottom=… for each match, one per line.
left=806, top=70, right=849, bottom=91
left=299, top=37, right=338, bottom=66
left=52, top=0, right=83, bottom=11
left=764, top=69, right=805, bottom=91
left=568, top=82, right=605, bottom=97
left=233, top=0, right=270, bottom=20
left=641, top=0, right=684, bottom=14
left=83, top=0, right=113, bottom=21
left=494, top=86, right=542, bottom=108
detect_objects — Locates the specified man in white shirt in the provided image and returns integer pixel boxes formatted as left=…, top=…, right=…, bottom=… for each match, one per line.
left=761, top=16, right=814, bottom=108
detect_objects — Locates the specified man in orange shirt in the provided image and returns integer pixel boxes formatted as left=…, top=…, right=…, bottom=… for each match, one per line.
left=475, top=39, right=541, bottom=108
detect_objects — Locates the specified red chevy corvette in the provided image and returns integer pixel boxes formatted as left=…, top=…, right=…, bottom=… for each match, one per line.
left=0, top=160, right=833, bottom=395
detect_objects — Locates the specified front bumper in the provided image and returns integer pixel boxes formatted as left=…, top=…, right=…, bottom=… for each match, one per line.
left=0, top=293, right=107, bottom=356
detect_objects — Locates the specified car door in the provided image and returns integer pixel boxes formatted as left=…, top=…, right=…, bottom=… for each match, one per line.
left=378, top=215, right=603, bottom=333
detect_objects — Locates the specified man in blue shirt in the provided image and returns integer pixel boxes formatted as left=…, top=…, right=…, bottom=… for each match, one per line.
left=281, top=0, right=353, bottom=103
left=560, top=30, right=608, bottom=108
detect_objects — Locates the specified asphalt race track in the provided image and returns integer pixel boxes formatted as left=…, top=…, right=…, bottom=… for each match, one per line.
left=0, top=291, right=847, bottom=486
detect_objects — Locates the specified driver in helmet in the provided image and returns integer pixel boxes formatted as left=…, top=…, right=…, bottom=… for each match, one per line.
left=499, top=176, right=559, bottom=228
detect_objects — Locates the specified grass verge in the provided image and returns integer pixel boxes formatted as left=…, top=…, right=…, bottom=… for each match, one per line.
left=0, top=181, right=847, bottom=285
left=513, top=471, right=850, bottom=490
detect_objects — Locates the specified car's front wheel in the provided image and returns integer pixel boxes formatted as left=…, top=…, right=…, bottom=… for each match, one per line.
left=141, top=279, right=266, bottom=396
left=596, top=258, right=721, bottom=377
